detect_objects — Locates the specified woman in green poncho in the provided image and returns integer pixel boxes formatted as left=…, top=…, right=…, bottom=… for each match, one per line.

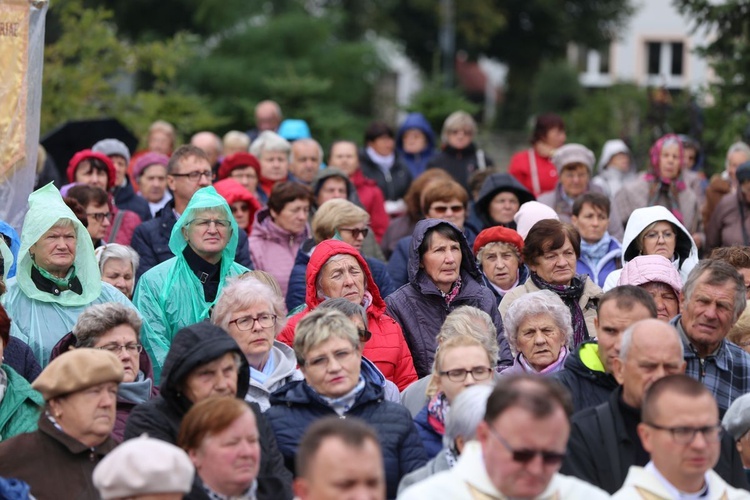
left=0, top=183, right=135, bottom=367
left=133, top=186, right=248, bottom=382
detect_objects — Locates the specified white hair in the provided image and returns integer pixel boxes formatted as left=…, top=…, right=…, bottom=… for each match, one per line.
left=503, top=290, right=573, bottom=355
left=250, top=130, right=291, bottom=158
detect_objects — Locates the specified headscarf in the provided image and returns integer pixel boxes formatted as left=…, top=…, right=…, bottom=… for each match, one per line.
left=645, top=134, right=686, bottom=223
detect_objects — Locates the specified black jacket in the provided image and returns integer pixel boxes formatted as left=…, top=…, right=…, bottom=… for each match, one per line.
left=426, top=143, right=494, bottom=191
left=131, top=200, right=253, bottom=279
left=358, top=150, right=412, bottom=201
left=469, top=172, right=535, bottom=231
left=113, top=180, right=152, bottom=222
left=555, top=341, right=618, bottom=414
left=124, top=322, right=293, bottom=500
left=561, top=387, right=749, bottom=493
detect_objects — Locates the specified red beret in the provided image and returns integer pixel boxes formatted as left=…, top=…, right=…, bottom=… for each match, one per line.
left=67, top=149, right=117, bottom=190
left=217, top=152, right=261, bottom=180
left=473, top=226, right=524, bottom=256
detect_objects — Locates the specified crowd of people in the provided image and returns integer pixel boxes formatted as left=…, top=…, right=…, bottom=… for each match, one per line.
left=2, top=101, right=750, bottom=499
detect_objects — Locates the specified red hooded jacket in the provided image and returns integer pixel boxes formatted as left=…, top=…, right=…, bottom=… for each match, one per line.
left=349, top=169, right=389, bottom=243
left=213, top=178, right=262, bottom=233
left=278, top=240, right=417, bottom=390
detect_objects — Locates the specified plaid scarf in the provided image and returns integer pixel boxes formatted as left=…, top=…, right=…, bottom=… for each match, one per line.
left=441, top=276, right=462, bottom=306
left=530, top=272, right=589, bottom=346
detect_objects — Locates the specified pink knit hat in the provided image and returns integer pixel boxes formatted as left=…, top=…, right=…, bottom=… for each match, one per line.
left=617, top=254, right=682, bottom=296
left=514, top=201, right=559, bottom=239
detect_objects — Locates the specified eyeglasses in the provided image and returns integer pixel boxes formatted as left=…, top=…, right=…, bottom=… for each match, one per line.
left=188, top=218, right=232, bottom=229
left=229, top=313, right=277, bottom=331
left=170, top=170, right=213, bottom=182
left=438, top=366, right=493, bottom=382
left=643, top=230, right=676, bottom=241
left=97, top=343, right=143, bottom=354
left=338, top=227, right=369, bottom=239
left=231, top=204, right=250, bottom=214
left=305, top=348, right=357, bottom=369
left=86, top=212, right=112, bottom=222
left=644, top=422, right=723, bottom=445
left=488, top=427, right=566, bottom=466
left=430, top=204, right=465, bottom=215
left=358, top=328, right=372, bottom=342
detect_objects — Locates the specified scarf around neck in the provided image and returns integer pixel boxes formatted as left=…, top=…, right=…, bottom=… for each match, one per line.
left=645, top=173, right=686, bottom=223
left=117, top=371, right=153, bottom=405
left=427, top=391, right=449, bottom=436
left=518, top=346, right=569, bottom=374
left=366, top=146, right=395, bottom=172
left=530, top=272, right=589, bottom=346
left=580, top=232, right=612, bottom=266
left=318, top=375, right=366, bottom=416
left=440, top=276, right=462, bottom=306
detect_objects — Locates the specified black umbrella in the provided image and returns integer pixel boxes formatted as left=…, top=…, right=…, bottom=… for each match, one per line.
left=41, top=118, right=139, bottom=178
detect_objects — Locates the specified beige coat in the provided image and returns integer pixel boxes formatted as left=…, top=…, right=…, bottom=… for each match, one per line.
left=612, top=465, right=750, bottom=500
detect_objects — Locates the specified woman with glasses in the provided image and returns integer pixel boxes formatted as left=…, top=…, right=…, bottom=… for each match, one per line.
left=267, top=308, right=426, bottom=499
left=134, top=186, right=248, bottom=382
left=211, top=276, right=302, bottom=412
left=501, top=290, right=573, bottom=375
left=603, top=205, right=699, bottom=291
left=213, top=177, right=262, bottom=234
left=286, top=198, right=394, bottom=313
left=66, top=184, right=113, bottom=248
left=51, top=302, right=157, bottom=442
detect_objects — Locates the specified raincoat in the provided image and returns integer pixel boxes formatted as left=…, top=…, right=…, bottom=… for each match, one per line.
left=0, top=221, right=19, bottom=279
left=1, top=183, right=134, bottom=366
left=133, top=186, right=248, bottom=382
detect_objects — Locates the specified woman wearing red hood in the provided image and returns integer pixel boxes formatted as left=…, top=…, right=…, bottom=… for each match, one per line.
left=213, top=178, right=262, bottom=234
left=278, top=240, right=417, bottom=390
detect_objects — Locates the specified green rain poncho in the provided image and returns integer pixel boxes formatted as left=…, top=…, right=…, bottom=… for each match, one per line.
left=1, top=183, right=135, bottom=366
left=133, top=186, right=248, bottom=382
left=0, top=238, right=11, bottom=289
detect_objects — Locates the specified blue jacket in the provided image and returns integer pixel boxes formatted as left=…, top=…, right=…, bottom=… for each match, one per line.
left=130, top=200, right=253, bottom=279
left=396, top=113, right=436, bottom=179
left=266, top=373, right=427, bottom=499
left=113, top=180, right=151, bottom=222
left=413, top=405, right=443, bottom=460
left=0, top=220, right=20, bottom=279
left=385, top=219, right=513, bottom=378
left=286, top=239, right=395, bottom=312
left=576, top=238, right=622, bottom=288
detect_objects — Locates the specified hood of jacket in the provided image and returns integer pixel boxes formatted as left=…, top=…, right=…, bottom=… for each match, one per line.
left=0, top=221, right=19, bottom=279
left=617, top=255, right=682, bottom=295
left=259, top=341, right=300, bottom=388
left=16, top=183, right=102, bottom=305
left=212, top=178, right=262, bottom=232
left=396, top=113, right=435, bottom=153
left=159, top=321, right=250, bottom=413
left=408, top=219, right=482, bottom=285
left=597, top=139, right=634, bottom=174
left=620, top=205, right=698, bottom=266
left=475, top=173, right=535, bottom=223
left=169, top=186, right=240, bottom=278
left=563, top=341, right=618, bottom=388
left=304, top=240, right=386, bottom=315
left=251, top=207, right=311, bottom=244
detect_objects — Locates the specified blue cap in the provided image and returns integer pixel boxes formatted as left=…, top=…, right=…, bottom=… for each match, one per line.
left=277, top=119, right=311, bottom=141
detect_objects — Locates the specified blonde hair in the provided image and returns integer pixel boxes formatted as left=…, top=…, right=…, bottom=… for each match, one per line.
left=312, top=199, right=370, bottom=243
left=728, top=304, right=750, bottom=346
left=440, top=111, right=477, bottom=144
left=223, top=130, right=250, bottom=153
left=428, top=335, right=493, bottom=398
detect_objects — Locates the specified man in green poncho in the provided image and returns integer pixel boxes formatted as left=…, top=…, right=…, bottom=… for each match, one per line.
left=134, top=186, right=248, bottom=382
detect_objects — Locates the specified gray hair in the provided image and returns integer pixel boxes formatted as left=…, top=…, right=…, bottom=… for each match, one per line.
left=73, top=303, right=142, bottom=347
left=318, top=298, right=368, bottom=329
left=503, top=290, right=573, bottom=355
left=250, top=130, right=291, bottom=158
left=96, top=244, right=140, bottom=276
left=440, top=111, right=477, bottom=144
left=444, top=384, right=494, bottom=446
left=223, top=130, right=250, bottom=152
left=212, top=276, right=287, bottom=335
left=294, top=308, right=360, bottom=366
left=291, top=138, right=324, bottom=164
left=475, top=241, right=521, bottom=266
left=726, top=142, right=750, bottom=169
left=436, top=306, right=499, bottom=362
left=50, top=217, right=76, bottom=231
left=683, top=259, right=746, bottom=323
left=619, top=319, right=684, bottom=362
left=315, top=253, right=364, bottom=299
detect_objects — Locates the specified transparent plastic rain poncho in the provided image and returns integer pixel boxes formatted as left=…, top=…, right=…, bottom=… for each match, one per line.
left=1, top=183, right=135, bottom=366
left=133, top=186, right=249, bottom=382
left=0, top=237, right=12, bottom=287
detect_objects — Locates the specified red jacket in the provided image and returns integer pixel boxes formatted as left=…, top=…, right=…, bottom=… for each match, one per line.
left=104, top=204, right=141, bottom=246
left=278, top=240, right=417, bottom=390
left=508, top=148, right=558, bottom=197
left=350, top=170, right=389, bottom=243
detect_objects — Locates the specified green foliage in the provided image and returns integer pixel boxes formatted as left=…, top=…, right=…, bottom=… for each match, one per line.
left=404, top=79, right=481, bottom=134
left=530, top=60, right=584, bottom=116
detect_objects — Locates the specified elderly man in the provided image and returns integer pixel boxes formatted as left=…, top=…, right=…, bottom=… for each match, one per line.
left=557, top=285, right=657, bottom=413
left=190, top=131, right=223, bottom=171
left=399, top=376, right=609, bottom=499
left=294, top=417, right=386, bottom=500
left=614, top=375, right=749, bottom=499
left=248, top=100, right=283, bottom=142
left=670, top=259, right=750, bottom=415
left=289, top=138, right=323, bottom=185
left=130, top=145, right=252, bottom=277
left=561, top=319, right=748, bottom=493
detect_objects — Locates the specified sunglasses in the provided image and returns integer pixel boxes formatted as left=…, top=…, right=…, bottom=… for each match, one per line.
left=338, top=227, right=369, bottom=239
left=488, top=427, right=566, bottom=466
left=430, top=204, right=465, bottom=215
left=231, top=204, right=250, bottom=214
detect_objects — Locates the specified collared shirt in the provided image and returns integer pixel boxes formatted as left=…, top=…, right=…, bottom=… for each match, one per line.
left=646, top=461, right=710, bottom=499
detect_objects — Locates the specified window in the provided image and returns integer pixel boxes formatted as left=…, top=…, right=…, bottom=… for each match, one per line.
left=647, top=42, right=661, bottom=75
left=671, top=42, right=684, bottom=76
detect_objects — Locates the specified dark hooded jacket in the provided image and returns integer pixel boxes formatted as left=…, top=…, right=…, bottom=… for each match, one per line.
left=266, top=369, right=427, bottom=499
left=123, top=322, right=293, bottom=500
left=113, top=179, right=152, bottom=222
left=358, top=150, right=413, bottom=202
left=426, top=143, right=494, bottom=191
left=469, top=173, right=535, bottom=231
left=384, top=219, right=513, bottom=377
left=554, top=341, right=618, bottom=414
left=396, top=113, right=436, bottom=179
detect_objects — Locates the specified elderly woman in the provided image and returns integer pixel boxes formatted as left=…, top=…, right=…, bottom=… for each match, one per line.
left=501, top=290, right=573, bottom=375
left=508, top=113, right=566, bottom=197
left=1, top=183, right=134, bottom=367
left=279, top=239, right=417, bottom=390
left=214, top=177, right=262, bottom=234
left=615, top=134, right=703, bottom=244
left=267, top=308, right=427, bottom=499
left=499, top=219, right=602, bottom=348
left=132, top=152, right=172, bottom=217
left=398, top=384, right=494, bottom=494
left=286, top=198, right=394, bottom=312
left=179, top=397, right=262, bottom=499
left=66, top=184, right=112, bottom=248
left=427, top=111, right=493, bottom=191
left=249, top=181, right=313, bottom=297
left=703, top=142, right=750, bottom=225
left=571, top=192, right=623, bottom=288
left=603, top=205, right=699, bottom=291
left=617, top=255, right=682, bottom=322
left=217, top=152, right=261, bottom=196
left=211, top=276, right=302, bottom=412
left=95, top=243, right=140, bottom=299
left=134, top=186, right=248, bottom=381
left=706, top=161, right=750, bottom=251
left=591, top=139, right=637, bottom=198
left=473, top=226, right=528, bottom=303
left=470, top=172, right=535, bottom=231
left=250, top=130, right=291, bottom=202
left=386, top=219, right=513, bottom=377
left=0, top=348, right=123, bottom=498
left=0, top=304, right=43, bottom=441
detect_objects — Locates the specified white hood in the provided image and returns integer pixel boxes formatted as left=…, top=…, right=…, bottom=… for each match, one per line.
left=597, top=139, right=632, bottom=173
